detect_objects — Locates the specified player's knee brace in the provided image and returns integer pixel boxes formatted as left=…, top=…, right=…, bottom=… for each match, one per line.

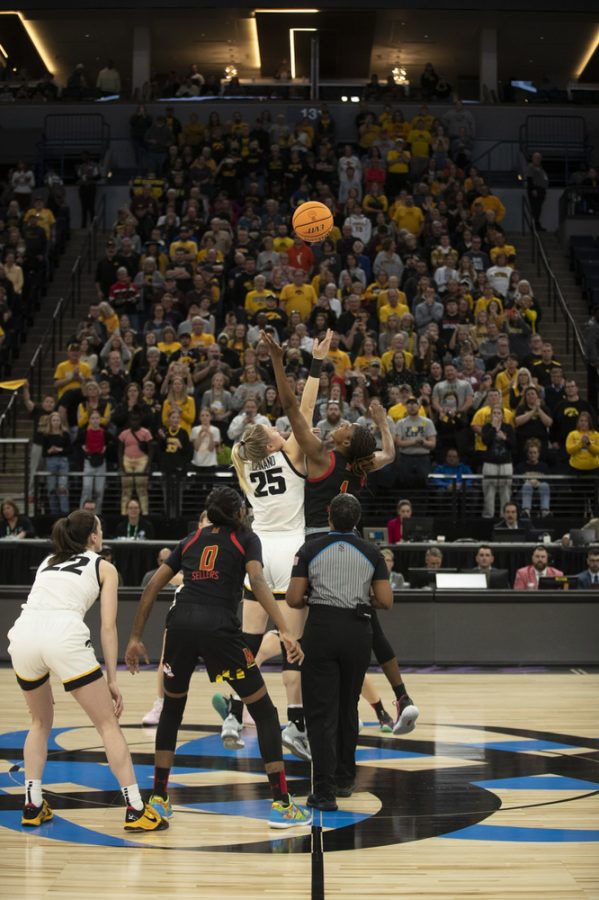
left=246, top=693, right=282, bottom=764
left=155, top=693, right=187, bottom=753
left=280, top=640, right=302, bottom=672
left=242, top=632, right=263, bottom=658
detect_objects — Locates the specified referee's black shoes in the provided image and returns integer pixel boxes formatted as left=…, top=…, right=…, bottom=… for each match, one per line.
left=307, top=793, right=338, bottom=812
left=335, top=782, right=356, bottom=798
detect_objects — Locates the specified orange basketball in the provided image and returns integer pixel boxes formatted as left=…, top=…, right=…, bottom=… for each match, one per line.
left=292, top=201, right=334, bottom=243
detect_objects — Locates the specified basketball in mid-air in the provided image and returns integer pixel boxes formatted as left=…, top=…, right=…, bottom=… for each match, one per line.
left=292, top=201, right=334, bottom=243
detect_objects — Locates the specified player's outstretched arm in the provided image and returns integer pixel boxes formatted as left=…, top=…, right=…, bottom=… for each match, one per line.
left=261, top=329, right=329, bottom=471
left=369, top=399, right=396, bottom=471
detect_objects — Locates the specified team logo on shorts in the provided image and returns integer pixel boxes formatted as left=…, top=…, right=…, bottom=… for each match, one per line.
left=163, top=662, right=174, bottom=678
left=243, top=647, right=256, bottom=668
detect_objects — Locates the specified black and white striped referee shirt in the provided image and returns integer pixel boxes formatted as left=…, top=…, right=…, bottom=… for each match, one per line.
left=291, top=531, right=388, bottom=610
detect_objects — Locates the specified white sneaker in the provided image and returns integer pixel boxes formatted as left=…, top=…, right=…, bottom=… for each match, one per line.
left=392, top=696, right=420, bottom=735
left=142, top=697, right=163, bottom=726
left=221, top=714, right=245, bottom=750
left=281, top=722, right=311, bottom=761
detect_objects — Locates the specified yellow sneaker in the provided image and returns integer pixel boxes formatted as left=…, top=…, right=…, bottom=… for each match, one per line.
left=21, top=799, right=53, bottom=827
left=124, top=802, right=169, bottom=832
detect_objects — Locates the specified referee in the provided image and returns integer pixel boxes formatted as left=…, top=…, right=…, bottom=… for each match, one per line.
left=286, top=493, right=392, bottom=811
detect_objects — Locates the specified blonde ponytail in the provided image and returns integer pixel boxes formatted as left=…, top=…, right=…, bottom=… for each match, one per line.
left=231, top=424, right=271, bottom=494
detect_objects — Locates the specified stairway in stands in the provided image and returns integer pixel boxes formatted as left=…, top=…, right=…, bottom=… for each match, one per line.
left=507, top=230, right=588, bottom=390
left=2, top=229, right=106, bottom=511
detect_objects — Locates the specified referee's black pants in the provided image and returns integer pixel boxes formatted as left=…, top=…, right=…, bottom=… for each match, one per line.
left=301, top=605, right=372, bottom=799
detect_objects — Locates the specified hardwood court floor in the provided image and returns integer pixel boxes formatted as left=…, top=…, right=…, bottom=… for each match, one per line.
left=0, top=668, right=598, bottom=900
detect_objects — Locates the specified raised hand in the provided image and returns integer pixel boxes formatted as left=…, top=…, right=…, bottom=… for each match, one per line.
left=260, top=329, right=284, bottom=361
left=312, top=328, right=333, bottom=360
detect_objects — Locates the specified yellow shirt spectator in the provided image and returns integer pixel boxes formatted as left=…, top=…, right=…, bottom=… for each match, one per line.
left=386, top=147, right=410, bottom=174
left=474, top=193, right=506, bottom=222
left=354, top=353, right=383, bottom=372
left=54, top=359, right=92, bottom=400
left=388, top=401, right=427, bottom=422
left=490, top=244, right=517, bottom=264
left=24, top=207, right=56, bottom=239
left=169, top=239, right=198, bottom=260
left=190, top=332, right=215, bottom=348
left=406, top=128, right=431, bottom=158
left=495, top=368, right=518, bottom=402
left=392, top=204, right=424, bottom=235
left=566, top=429, right=599, bottom=471
left=379, top=302, right=410, bottom=324
left=279, top=283, right=317, bottom=322
left=381, top=348, right=413, bottom=372
left=326, top=347, right=352, bottom=378
left=162, top=395, right=196, bottom=435
left=273, top=236, right=294, bottom=254
left=245, top=290, right=275, bottom=316
left=157, top=340, right=182, bottom=357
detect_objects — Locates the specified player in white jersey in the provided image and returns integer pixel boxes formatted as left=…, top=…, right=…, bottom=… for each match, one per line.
left=7, top=510, right=167, bottom=832
left=217, top=330, right=332, bottom=760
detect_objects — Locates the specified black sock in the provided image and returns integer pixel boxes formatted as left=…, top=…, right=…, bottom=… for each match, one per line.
left=268, top=770, right=290, bottom=805
left=153, top=767, right=170, bottom=798
left=371, top=699, right=385, bottom=721
left=392, top=682, right=406, bottom=701
left=230, top=698, right=243, bottom=724
left=287, top=705, right=305, bottom=732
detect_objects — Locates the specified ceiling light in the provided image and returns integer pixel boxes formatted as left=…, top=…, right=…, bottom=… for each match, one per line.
left=224, top=64, right=238, bottom=80
left=289, top=26, right=316, bottom=79
left=0, top=11, right=55, bottom=73
left=576, top=25, right=599, bottom=78
left=392, top=65, right=409, bottom=85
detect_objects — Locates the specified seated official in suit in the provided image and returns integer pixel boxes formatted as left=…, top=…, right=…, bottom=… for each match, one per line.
left=470, top=545, right=510, bottom=588
left=494, top=500, right=533, bottom=538
left=471, top=545, right=498, bottom=575
left=513, top=545, right=563, bottom=590
left=576, top=549, right=599, bottom=589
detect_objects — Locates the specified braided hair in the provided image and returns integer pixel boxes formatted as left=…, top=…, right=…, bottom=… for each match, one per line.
left=205, top=486, right=246, bottom=530
left=347, top=425, right=377, bottom=478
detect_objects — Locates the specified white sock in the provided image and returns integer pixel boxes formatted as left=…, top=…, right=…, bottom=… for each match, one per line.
left=25, top=779, right=43, bottom=807
left=121, top=784, right=143, bottom=811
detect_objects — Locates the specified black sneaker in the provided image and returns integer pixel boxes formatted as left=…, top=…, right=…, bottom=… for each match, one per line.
left=335, top=783, right=356, bottom=798
left=307, top=793, right=338, bottom=811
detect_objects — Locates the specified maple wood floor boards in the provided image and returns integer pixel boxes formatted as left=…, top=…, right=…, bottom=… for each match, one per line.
left=0, top=668, right=598, bottom=900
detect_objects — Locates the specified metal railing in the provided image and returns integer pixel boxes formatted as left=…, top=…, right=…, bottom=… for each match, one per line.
left=31, top=468, right=597, bottom=524
left=27, top=195, right=106, bottom=401
left=559, top=186, right=599, bottom=221
left=521, top=195, right=587, bottom=373
left=0, top=438, right=30, bottom=503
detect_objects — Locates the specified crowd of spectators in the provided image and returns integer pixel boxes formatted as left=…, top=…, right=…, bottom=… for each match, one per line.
left=7, top=100, right=598, bottom=525
left=0, top=165, right=70, bottom=374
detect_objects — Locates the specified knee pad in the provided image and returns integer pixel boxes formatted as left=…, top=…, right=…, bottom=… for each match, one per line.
left=246, top=692, right=276, bottom=723
left=280, top=640, right=301, bottom=672
left=242, top=632, right=263, bottom=657
left=155, top=693, right=187, bottom=753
